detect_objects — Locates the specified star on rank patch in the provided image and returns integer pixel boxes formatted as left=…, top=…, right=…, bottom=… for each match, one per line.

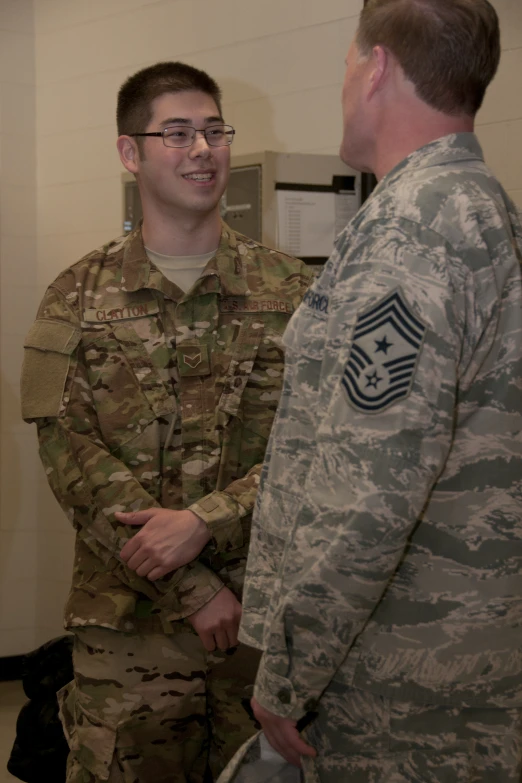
left=342, top=288, right=427, bottom=414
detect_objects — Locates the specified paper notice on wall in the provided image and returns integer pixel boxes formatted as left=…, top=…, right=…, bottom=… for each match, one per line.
left=276, top=189, right=358, bottom=258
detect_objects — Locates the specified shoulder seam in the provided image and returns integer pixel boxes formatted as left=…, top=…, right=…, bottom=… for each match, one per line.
left=358, top=214, right=471, bottom=264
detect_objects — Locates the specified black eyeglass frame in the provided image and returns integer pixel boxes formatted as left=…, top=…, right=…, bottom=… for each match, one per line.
left=129, top=124, right=236, bottom=148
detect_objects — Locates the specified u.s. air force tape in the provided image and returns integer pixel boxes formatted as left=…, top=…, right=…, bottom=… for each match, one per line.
left=342, top=287, right=427, bottom=414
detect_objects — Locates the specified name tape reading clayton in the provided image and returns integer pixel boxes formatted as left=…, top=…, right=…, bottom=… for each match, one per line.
left=83, top=303, right=160, bottom=322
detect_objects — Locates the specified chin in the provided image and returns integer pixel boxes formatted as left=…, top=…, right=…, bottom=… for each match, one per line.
left=340, top=140, right=372, bottom=174
left=190, top=199, right=222, bottom=216
left=340, top=148, right=362, bottom=172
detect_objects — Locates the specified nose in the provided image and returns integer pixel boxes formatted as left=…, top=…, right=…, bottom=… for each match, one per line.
left=189, top=130, right=211, bottom=158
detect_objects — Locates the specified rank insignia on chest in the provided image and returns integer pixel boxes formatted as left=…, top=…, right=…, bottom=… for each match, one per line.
left=177, top=344, right=211, bottom=376
left=342, top=288, right=427, bottom=414
left=183, top=352, right=202, bottom=369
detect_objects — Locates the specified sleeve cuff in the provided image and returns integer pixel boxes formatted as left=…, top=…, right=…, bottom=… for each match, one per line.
left=253, top=661, right=307, bottom=721
left=155, top=563, right=225, bottom=621
left=189, top=490, right=247, bottom=552
left=238, top=624, right=265, bottom=652
left=253, top=654, right=323, bottom=722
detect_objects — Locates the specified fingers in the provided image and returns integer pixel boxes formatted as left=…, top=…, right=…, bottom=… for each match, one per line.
left=115, top=510, right=152, bottom=526
left=135, top=558, right=158, bottom=578
left=266, top=726, right=316, bottom=767
left=146, top=565, right=170, bottom=581
left=125, top=551, right=171, bottom=580
left=263, top=728, right=302, bottom=767
left=120, top=536, right=141, bottom=563
left=226, top=618, right=240, bottom=648
left=186, top=587, right=242, bottom=652
left=120, top=540, right=161, bottom=578
left=191, top=620, right=238, bottom=653
left=251, top=699, right=317, bottom=769
left=123, top=542, right=150, bottom=571
left=195, top=621, right=239, bottom=652
left=215, top=609, right=240, bottom=649
left=213, top=629, right=230, bottom=651
left=288, top=732, right=317, bottom=758
left=199, top=630, right=216, bottom=653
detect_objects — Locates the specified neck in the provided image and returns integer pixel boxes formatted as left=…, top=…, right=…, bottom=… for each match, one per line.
left=141, top=208, right=222, bottom=256
left=372, top=105, right=475, bottom=181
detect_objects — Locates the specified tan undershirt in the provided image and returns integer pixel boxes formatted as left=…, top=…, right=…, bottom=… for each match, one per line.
left=145, top=247, right=217, bottom=293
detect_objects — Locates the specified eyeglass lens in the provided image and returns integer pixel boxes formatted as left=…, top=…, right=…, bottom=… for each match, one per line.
left=163, top=125, right=234, bottom=147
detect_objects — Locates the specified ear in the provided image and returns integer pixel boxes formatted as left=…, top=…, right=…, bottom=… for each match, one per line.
left=117, top=135, right=140, bottom=174
left=367, top=45, right=389, bottom=100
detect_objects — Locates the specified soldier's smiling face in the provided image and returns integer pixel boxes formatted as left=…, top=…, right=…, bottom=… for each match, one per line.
left=133, top=89, right=230, bottom=220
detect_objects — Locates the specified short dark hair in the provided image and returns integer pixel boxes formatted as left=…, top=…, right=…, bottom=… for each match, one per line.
left=116, top=61, right=223, bottom=136
left=357, top=0, right=501, bottom=116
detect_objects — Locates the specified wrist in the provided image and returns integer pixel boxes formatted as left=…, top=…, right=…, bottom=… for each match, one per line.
left=188, top=491, right=245, bottom=552
left=189, top=511, right=212, bottom=546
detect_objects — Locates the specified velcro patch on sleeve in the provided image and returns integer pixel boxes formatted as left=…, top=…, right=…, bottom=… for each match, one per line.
left=342, top=288, right=427, bottom=414
left=21, top=320, right=82, bottom=420
left=24, top=319, right=81, bottom=354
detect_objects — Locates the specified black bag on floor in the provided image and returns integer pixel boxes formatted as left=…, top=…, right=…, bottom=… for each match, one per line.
left=7, top=635, right=73, bottom=783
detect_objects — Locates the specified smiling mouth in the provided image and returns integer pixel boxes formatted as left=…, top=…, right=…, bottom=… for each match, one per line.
left=183, top=173, right=215, bottom=182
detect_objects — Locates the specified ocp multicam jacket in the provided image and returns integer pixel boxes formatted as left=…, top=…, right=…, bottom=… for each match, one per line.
left=21, top=223, right=313, bottom=633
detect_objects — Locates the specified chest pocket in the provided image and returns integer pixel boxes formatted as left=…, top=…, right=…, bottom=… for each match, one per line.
left=84, top=321, right=176, bottom=450
left=281, top=297, right=329, bottom=426
left=218, top=317, right=265, bottom=417
left=217, top=317, right=287, bottom=441
left=283, top=300, right=328, bottom=362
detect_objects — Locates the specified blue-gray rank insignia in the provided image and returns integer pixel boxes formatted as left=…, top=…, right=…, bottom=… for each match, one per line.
left=342, top=288, right=427, bottom=414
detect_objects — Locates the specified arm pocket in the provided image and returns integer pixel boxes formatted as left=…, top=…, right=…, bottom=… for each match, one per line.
left=21, top=320, right=82, bottom=420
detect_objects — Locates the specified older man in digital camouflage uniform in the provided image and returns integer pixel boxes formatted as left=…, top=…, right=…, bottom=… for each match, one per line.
left=20, top=62, right=313, bottom=783
left=218, top=1, right=522, bottom=782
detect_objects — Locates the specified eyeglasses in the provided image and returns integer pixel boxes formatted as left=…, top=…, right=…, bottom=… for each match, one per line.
left=130, top=124, right=235, bottom=148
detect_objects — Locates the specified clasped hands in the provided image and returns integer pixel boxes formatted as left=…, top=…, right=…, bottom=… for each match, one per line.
left=116, top=507, right=210, bottom=580
left=115, top=507, right=241, bottom=651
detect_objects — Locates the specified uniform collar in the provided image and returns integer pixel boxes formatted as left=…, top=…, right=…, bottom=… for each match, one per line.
left=120, top=220, right=250, bottom=298
left=196, top=221, right=251, bottom=296
left=373, top=132, right=485, bottom=196
left=120, top=224, right=164, bottom=294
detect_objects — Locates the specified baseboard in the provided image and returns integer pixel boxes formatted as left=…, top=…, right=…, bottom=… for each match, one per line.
left=0, top=654, right=25, bottom=681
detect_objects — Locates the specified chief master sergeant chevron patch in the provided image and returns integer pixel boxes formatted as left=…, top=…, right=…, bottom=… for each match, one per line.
left=342, top=288, right=427, bottom=414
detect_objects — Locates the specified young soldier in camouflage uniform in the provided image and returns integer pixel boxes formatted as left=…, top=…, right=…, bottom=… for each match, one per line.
left=20, top=62, right=313, bottom=783
left=218, top=1, right=522, bottom=782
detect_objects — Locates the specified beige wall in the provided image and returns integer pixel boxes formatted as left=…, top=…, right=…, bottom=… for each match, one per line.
left=0, top=0, right=521, bottom=656
left=0, top=0, right=40, bottom=657
left=476, top=0, right=522, bottom=210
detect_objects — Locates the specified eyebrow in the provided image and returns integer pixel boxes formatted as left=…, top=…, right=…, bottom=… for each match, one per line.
left=158, top=115, right=224, bottom=127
